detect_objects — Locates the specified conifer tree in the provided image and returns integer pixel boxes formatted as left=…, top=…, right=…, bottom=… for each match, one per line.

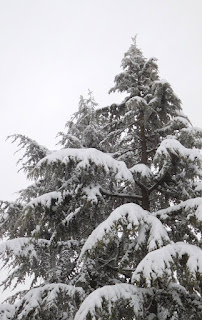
left=0, top=39, right=202, bottom=319
left=58, top=90, right=103, bottom=149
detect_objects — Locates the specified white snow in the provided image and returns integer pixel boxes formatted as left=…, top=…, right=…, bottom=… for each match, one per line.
left=82, top=185, right=101, bottom=203
left=176, top=110, right=189, bottom=119
left=158, top=116, right=190, bottom=132
left=0, top=238, right=50, bottom=263
left=0, top=304, right=15, bottom=320
left=154, top=138, right=202, bottom=163
left=25, top=191, right=63, bottom=208
left=195, top=183, right=202, bottom=192
left=172, top=116, right=190, bottom=127
left=80, top=203, right=170, bottom=259
left=65, top=134, right=81, bottom=143
left=74, top=283, right=145, bottom=320
left=126, top=96, right=146, bottom=105
left=0, top=238, right=35, bottom=258
left=15, top=283, right=85, bottom=319
left=62, top=208, right=81, bottom=225
left=154, top=79, right=168, bottom=85
left=130, top=163, right=152, bottom=178
left=36, top=148, right=134, bottom=182
left=153, top=197, right=202, bottom=222
left=184, top=126, right=202, bottom=133
left=132, top=242, right=202, bottom=286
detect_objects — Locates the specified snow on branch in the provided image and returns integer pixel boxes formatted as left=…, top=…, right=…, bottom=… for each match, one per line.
left=157, top=116, right=190, bottom=133
left=34, top=148, right=134, bottom=182
left=154, top=138, right=202, bottom=163
left=132, top=242, right=202, bottom=287
left=25, top=191, right=64, bottom=209
left=0, top=237, right=79, bottom=266
left=100, top=187, right=142, bottom=201
left=80, top=203, right=170, bottom=259
left=8, top=134, right=50, bottom=175
left=126, top=96, right=147, bottom=108
left=0, top=238, right=42, bottom=289
left=0, top=237, right=50, bottom=281
left=0, top=304, right=15, bottom=320
left=82, top=185, right=102, bottom=203
left=130, top=163, right=152, bottom=179
left=74, top=283, right=148, bottom=320
left=153, top=197, right=202, bottom=222
left=15, top=283, right=85, bottom=320
left=0, top=238, right=35, bottom=259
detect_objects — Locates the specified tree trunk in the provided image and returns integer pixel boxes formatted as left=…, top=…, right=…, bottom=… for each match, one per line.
left=140, top=112, right=150, bottom=211
left=142, top=189, right=150, bottom=211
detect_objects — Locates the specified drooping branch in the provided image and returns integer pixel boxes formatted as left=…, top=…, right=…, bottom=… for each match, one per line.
left=146, top=147, right=157, bottom=155
left=113, top=148, right=135, bottom=159
left=148, top=171, right=170, bottom=194
left=100, top=188, right=142, bottom=201
left=134, top=179, right=148, bottom=191
left=156, top=186, right=181, bottom=201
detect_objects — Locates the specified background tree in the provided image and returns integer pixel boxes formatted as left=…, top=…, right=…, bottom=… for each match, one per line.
left=58, top=90, right=103, bottom=149
left=0, top=39, right=202, bottom=319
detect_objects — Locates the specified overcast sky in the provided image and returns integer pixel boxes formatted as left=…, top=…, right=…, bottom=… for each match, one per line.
left=0, top=0, right=202, bottom=202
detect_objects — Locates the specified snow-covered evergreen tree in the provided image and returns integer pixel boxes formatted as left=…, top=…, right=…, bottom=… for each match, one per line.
left=58, top=90, right=103, bottom=149
left=0, top=39, right=202, bottom=319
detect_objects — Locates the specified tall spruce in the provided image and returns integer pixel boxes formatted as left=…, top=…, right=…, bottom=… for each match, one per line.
left=0, top=39, right=202, bottom=319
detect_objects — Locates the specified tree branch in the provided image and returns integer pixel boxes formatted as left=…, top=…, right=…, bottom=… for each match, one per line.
left=113, top=148, right=134, bottom=159
left=100, top=188, right=142, bottom=201
left=156, top=186, right=181, bottom=200
left=148, top=173, right=168, bottom=193
left=134, top=179, right=148, bottom=192
left=146, top=147, right=157, bottom=155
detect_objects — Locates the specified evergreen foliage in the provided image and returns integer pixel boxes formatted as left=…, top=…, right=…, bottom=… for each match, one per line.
left=0, top=39, right=202, bottom=319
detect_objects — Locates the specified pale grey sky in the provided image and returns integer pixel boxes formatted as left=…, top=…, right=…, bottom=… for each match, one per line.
left=0, top=0, right=202, bottom=201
